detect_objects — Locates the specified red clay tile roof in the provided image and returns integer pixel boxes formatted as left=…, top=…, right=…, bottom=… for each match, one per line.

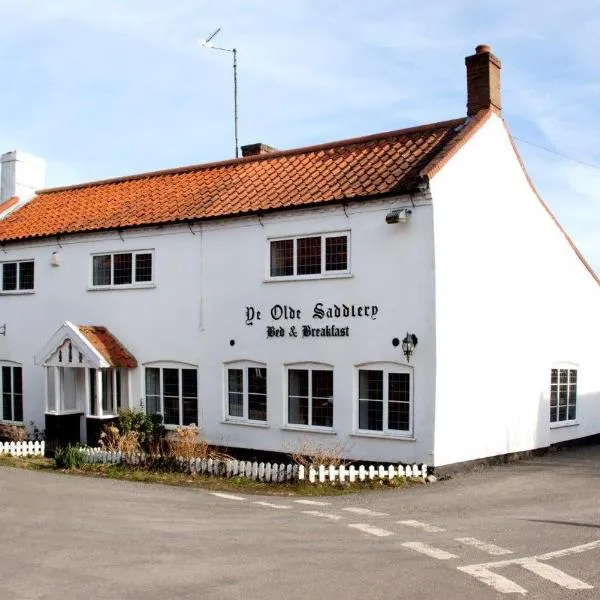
left=77, top=325, right=137, bottom=368
left=0, top=196, right=18, bottom=215
left=0, top=117, right=469, bottom=242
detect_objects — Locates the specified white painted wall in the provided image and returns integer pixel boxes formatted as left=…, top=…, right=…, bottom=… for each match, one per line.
left=0, top=195, right=437, bottom=463
left=430, top=113, right=600, bottom=466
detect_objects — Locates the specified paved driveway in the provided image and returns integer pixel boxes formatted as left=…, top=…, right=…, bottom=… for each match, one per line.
left=1, top=445, right=600, bottom=599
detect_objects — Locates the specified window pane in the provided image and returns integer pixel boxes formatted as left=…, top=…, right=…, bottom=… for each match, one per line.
left=297, top=237, right=321, bottom=275
left=359, top=399, right=382, bottom=430
left=312, top=370, right=333, bottom=427
left=2, top=366, right=12, bottom=420
left=135, top=253, right=153, bottom=283
left=145, top=368, right=160, bottom=415
left=288, top=369, right=308, bottom=425
left=102, top=371, right=113, bottom=413
left=93, top=255, right=111, bottom=286
left=113, top=253, right=133, bottom=285
left=325, top=236, right=348, bottom=271
left=388, top=373, right=410, bottom=431
left=89, top=369, right=97, bottom=416
left=568, top=405, right=576, bottom=420
left=389, top=373, right=410, bottom=402
left=270, top=240, right=294, bottom=276
left=550, top=407, right=557, bottom=422
left=18, top=261, right=34, bottom=290
left=181, top=369, right=197, bottom=426
left=359, top=370, right=383, bottom=400
left=248, top=367, right=267, bottom=421
left=3, top=263, right=17, bottom=291
left=228, top=369, right=244, bottom=417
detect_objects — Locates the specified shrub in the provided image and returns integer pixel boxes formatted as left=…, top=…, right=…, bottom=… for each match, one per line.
left=98, top=424, right=141, bottom=454
left=164, top=425, right=231, bottom=463
left=287, top=439, right=353, bottom=469
left=54, top=445, right=87, bottom=469
left=0, top=423, right=27, bottom=442
left=116, top=409, right=165, bottom=453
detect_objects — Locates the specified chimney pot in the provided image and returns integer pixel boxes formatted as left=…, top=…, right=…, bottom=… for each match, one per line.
left=241, top=143, right=278, bottom=157
left=465, top=44, right=501, bottom=116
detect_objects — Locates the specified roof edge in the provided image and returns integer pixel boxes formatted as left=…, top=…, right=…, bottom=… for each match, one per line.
left=38, top=117, right=467, bottom=195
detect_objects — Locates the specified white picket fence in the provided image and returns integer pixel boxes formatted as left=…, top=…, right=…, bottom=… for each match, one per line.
left=81, top=448, right=427, bottom=484
left=0, top=440, right=46, bottom=457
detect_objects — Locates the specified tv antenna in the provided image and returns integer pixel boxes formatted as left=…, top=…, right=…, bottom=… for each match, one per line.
left=199, top=28, right=239, bottom=158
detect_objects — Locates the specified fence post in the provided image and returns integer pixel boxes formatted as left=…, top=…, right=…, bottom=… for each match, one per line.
left=309, top=466, right=316, bottom=483
left=368, top=465, right=376, bottom=480
left=339, top=464, right=346, bottom=482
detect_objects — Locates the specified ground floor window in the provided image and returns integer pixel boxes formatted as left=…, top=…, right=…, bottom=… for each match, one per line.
left=287, top=366, right=333, bottom=427
left=358, top=365, right=411, bottom=434
left=550, top=367, right=577, bottom=424
left=145, top=366, right=198, bottom=426
left=226, top=363, right=267, bottom=421
left=1, top=365, right=23, bottom=422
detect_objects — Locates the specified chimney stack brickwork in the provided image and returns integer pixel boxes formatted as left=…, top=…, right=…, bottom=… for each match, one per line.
left=241, top=143, right=278, bottom=157
left=465, top=44, right=501, bottom=116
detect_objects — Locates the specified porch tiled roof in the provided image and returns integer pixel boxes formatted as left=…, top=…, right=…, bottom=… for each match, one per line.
left=77, top=326, right=137, bottom=368
left=0, top=117, right=472, bottom=242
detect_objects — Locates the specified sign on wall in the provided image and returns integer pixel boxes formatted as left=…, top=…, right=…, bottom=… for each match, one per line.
left=245, top=302, right=379, bottom=338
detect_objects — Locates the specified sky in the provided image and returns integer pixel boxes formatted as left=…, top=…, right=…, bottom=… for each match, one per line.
left=1, top=1, right=600, bottom=271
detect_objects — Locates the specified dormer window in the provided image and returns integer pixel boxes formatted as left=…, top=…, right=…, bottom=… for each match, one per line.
left=269, top=232, right=349, bottom=279
left=91, top=250, right=153, bottom=289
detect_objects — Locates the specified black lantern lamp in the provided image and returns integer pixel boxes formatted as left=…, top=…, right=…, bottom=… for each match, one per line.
left=402, top=332, right=418, bottom=362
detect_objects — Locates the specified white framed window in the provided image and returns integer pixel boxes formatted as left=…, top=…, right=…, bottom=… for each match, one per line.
left=286, top=364, right=334, bottom=428
left=91, top=250, right=153, bottom=288
left=0, top=364, right=23, bottom=423
left=356, top=364, right=412, bottom=435
left=144, top=364, right=198, bottom=426
left=225, top=362, right=267, bottom=422
left=269, top=232, right=349, bottom=278
left=550, top=366, right=577, bottom=425
left=1, top=260, right=34, bottom=293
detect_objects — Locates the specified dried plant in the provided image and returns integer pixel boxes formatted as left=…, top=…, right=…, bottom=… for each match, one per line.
left=98, top=424, right=141, bottom=455
left=0, top=423, right=27, bottom=442
left=286, top=438, right=353, bottom=469
left=165, top=425, right=231, bottom=462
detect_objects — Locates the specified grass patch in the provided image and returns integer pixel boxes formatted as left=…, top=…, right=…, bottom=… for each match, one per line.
left=0, top=455, right=426, bottom=496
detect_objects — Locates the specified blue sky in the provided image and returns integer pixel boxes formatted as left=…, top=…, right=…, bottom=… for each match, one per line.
left=2, top=1, right=600, bottom=270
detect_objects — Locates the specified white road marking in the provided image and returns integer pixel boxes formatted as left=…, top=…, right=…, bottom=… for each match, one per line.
left=302, top=510, right=342, bottom=521
left=342, top=507, right=389, bottom=517
left=253, top=501, right=292, bottom=510
left=459, top=539, right=600, bottom=594
left=455, top=537, right=513, bottom=556
left=210, top=492, right=245, bottom=501
left=397, top=519, right=445, bottom=533
left=457, top=565, right=527, bottom=595
left=294, top=499, right=331, bottom=506
left=517, top=558, right=593, bottom=590
left=348, top=523, right=395, bottom=537
left=402, top=542, right=458, bottom=560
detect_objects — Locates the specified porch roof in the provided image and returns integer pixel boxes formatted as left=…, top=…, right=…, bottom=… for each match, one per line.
left=77, top=325, right=138, bottom=368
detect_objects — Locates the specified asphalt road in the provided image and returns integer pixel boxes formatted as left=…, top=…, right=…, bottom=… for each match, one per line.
left=1, top=445, right=600, bottom=600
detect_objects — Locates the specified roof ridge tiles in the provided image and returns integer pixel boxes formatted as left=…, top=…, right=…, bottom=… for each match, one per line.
left=38, top=117, right=466, bottom=195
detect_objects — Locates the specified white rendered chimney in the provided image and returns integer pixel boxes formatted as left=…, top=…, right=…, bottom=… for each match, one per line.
left=0, top=151, right=46, bottom=204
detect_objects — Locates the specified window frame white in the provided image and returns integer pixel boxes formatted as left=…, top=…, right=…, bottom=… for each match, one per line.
left=549, top=363, right=578, bottom=427
left=224, top=361, right=268, bottom=424
left=0, top=362, right=23, bottom=424
left=88, top=368, right=123, bottom=418
left=0, top=259, right=35, bottom=294
left=267, top=231, right=350, bottom=280
left=143, top=362, right=199, bottom=428
left=284, top=362, right=334, bottom=431
left=89, top=249, right=154, bottom=290
left=355, top=362, right=413, bottom=437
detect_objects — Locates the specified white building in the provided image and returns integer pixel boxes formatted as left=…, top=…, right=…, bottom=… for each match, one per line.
left=0, top=45, right=598, bottom=468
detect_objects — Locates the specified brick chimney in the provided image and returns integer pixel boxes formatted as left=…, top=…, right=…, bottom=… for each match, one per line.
left=465, top=44, right=501, bottom=116
left=241, top=143, right=278, bottom=157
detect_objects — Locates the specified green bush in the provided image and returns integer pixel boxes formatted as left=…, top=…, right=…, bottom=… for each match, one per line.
left=54, top=445, right=87, bottom=469
left=117, top=409, right=165, bottom=453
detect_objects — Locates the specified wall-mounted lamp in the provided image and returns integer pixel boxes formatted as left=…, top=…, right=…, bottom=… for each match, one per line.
left=50, top=251, right=60, bottom=267
left=402, top=332, right=418, bottom=362
left=0, top=324, right=6, bottom=336
left=386, top=208, right=411, bottom=224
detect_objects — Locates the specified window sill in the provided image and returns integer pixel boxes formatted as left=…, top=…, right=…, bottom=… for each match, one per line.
left=0, top=419, right=24, bottom=425
left=550, top=421, right=579, bottom=430
left=163, top=424, right=202, bottom=430
left=221, top=419, right=270, bottom=429
left=351, top=431, right=415, bottom=441
left=45, top=410, right=84, bottom=416
left=0, top=290, right=35, bottom=296
left=86, top=414, right=119, bottom=420
left=87, top=283, right=156, bottom=292
left=264, top=273, right=353, bottom=283
left=281, top=425, right=337, bottom=435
